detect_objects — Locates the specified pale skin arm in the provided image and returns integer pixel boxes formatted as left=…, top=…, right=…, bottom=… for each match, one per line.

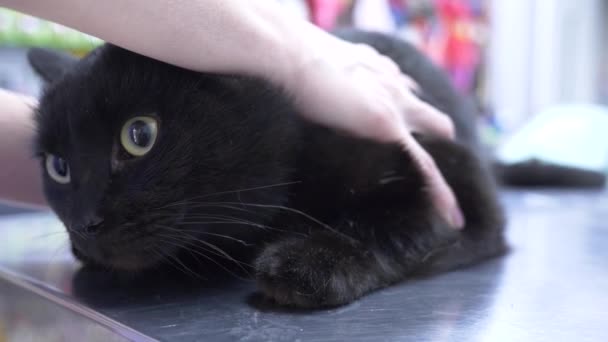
left=0, top=90, right=46, bottom=208
left=0, top=0, right=464, bottom=228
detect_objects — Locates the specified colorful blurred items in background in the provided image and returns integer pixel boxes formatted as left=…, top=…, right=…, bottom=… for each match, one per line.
left=305, top=0, right=489, bottom=96
left=307, top=0, right=353, bottom=30
left=305, top=0, right=497, bottom=145
left=0, top=8, right=101, bottom=96
left=432, top=0, right=485, bottom=94
left=0, top=8, right=101, bottom=53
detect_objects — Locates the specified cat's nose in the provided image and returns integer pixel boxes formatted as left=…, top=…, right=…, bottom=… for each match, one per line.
left=71, top=216, right=105, bottom=236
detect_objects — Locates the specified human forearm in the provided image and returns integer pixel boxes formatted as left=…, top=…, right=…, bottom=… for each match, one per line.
left=3, top=0, right=304, bottom=82
left=0, top=89, right=46, bottom=208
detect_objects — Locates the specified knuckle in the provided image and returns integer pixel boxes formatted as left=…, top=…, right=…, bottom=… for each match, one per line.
left=443, top=117, right=456, bottom=138
left=355, top=43, right=378, bottom=55
left=378, top=76, right=401, bottom=97
left=382, top=56, right=400, bottom=71
left=410, top=100, right=428, bottom=113
left=365, top=104, right=399, bottom=138
left=401, top=74, right=418, bottom=89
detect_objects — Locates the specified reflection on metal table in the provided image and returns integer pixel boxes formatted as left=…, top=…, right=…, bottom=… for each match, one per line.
left=0, top=190, right=607, bottom=342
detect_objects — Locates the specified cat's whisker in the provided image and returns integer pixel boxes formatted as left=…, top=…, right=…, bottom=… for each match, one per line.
left=155, top=231, right=238, bottom=262
left=149, top=247, right=172, bottom=269
left=153, top=228, right=255, bottom=278
left=155, top=181, right=300, bottom=210
left=49, top=241, right=70, bottom=262
left=196, top=232, right=254, bottom=247
left=149, top=245, right=179, bottom=272
left=177, top=221, right=301, bottom=235
left=158, top=236, right=250, bottom=280
left=154, top=225, right=253, bottom=270
left=29, top=230, right=67, bottom=240
left=154, top=244, right=204, bottom=280
left=177, top=210, right=280, bottom=229
left=66, top=227, right=88, bottom=241
left=165, top=213, right=259, bottom=222
left=186, top=201, right=351, bottom=240
left=185, top=204, right=267, bottom=217
left=148, top=208, right=267, bottom=223
left=151, top=225, right=253, bottom=247
left=149, top=210, right=301, bottom=235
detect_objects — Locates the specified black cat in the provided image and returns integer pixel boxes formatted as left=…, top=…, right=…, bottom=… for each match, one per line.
left=28, top=30, right=506, bottom=308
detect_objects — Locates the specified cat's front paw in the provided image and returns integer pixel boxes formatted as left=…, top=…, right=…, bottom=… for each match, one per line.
left=255, top=234, right=371, bottom=308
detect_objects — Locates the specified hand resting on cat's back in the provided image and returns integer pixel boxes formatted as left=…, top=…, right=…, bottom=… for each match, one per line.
left=29, top=29, right=507, bottom=308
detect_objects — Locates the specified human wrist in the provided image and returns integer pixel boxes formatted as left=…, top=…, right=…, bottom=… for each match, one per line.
left=263, top=19, right=333, bottom=98
left=246, top=4, right=316, bottom=87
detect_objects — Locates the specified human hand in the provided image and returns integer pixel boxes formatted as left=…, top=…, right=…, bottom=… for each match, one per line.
left=279, top=25, right=465, bottom=229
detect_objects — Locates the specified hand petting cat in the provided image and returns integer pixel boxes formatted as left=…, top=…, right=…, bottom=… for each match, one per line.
left=0, top=0, right=463, bottom=228
left=281, top=25, right=464, bottom=228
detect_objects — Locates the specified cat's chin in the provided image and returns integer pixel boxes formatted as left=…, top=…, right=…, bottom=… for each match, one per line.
left=71, top=242, right=165, bottom=272
left=76, top=252, right=164, bottom=272
left=105, top=256, right=162, bottom=272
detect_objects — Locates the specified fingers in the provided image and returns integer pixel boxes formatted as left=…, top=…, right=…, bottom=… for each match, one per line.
left=354, top=43, right=401, bottom=76
left=284, top=38, right=464, bottom=230
left=400, top=74, right=420, bottom=92
left=400, top=132, right=465, bottom=229
left=388, top=73, right=454, bottom=139
left=405, top=99, right=455, bottom=139
left=354, top=52, right=463, bottom=228
left=349, top=43, right=454, bottom=140
left=368, top=62, right=455, bottom=140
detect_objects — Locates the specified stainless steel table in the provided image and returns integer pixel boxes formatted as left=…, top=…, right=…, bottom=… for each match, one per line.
left=1, top=190, right=607, bottom=342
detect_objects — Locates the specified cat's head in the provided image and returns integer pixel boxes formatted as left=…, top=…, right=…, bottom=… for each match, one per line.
left=29, top=45, right=294, bottom=270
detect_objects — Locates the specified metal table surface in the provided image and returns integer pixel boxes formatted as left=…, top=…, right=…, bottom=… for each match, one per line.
left=0, top=190, right=607, bottom=342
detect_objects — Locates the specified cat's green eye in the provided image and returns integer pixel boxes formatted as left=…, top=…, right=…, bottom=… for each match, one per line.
left=45, top=154, right=70, bottom=184
left=120, top=116, right=158, bottom=157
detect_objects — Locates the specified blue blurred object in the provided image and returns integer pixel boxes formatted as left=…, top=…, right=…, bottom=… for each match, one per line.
left=496, top=104, right=608, bottom=173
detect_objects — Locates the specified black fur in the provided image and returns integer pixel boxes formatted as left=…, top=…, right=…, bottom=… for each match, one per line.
left=29, top=30, right=506, bottom=308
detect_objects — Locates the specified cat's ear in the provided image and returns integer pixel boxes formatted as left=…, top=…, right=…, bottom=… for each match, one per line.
left=27, top=47, right=78, bottom=83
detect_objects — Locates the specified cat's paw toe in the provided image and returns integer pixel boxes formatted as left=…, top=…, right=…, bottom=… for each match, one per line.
left=254, top=238, right=350, bottom=308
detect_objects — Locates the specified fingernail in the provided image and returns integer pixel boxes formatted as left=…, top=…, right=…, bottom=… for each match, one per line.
left=449, top=207, right=465, bottom=229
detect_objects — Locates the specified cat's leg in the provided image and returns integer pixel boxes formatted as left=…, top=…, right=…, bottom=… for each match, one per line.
left=255, top=230, right=404, bottom=308
left=255, top=201, right=505, bottom=308
left=255, top=203, right=469, bottom=308
left=254, top=199, right=458, bottom=308
left=255, top=142, right=507, bottom=308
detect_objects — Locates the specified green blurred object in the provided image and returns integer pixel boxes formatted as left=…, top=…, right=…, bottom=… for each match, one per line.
left=0, top=9, right=102, bottom=53
left=496, top=104, right=608, bottom=174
